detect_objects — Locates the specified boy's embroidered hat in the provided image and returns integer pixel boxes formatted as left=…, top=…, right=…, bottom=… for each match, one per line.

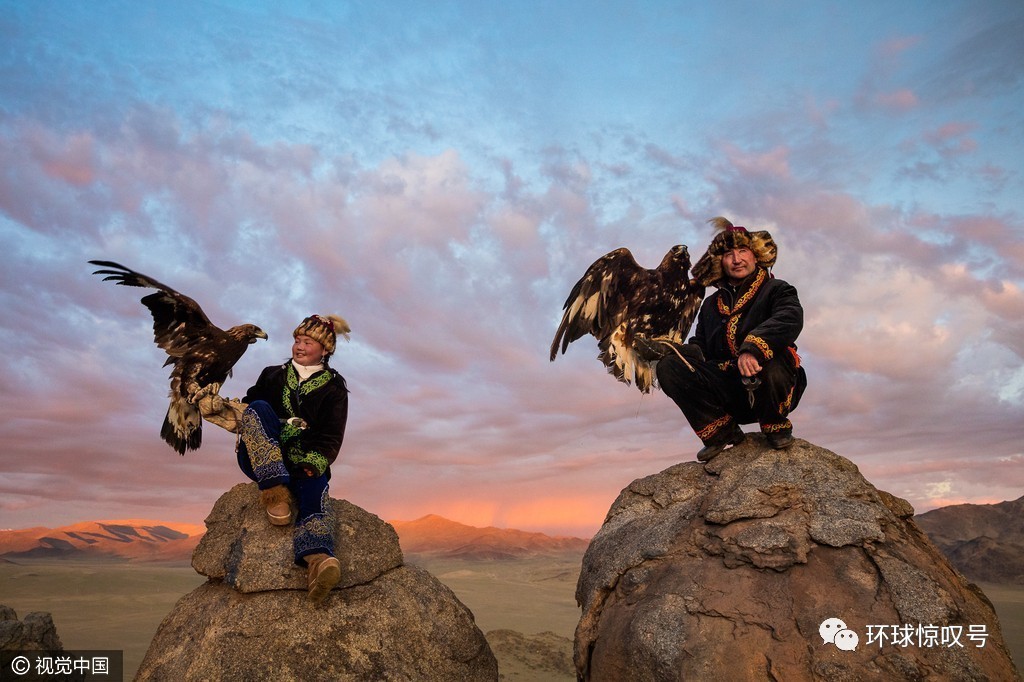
left=293, top=314, right=351, bottom=354
left=691, top=216, right=777, bottom=286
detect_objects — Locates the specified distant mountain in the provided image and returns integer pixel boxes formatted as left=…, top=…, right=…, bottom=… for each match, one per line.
left=0, top=514, right=588, bottom=564
left=915, top=495, right=1024, bottom=585
left=0, top=520, right=203, bottom=563
left=390, top=514, right=590, bottom=560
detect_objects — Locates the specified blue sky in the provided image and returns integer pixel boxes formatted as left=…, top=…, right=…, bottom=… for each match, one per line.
left=1, top=1, right=1022, bottom=536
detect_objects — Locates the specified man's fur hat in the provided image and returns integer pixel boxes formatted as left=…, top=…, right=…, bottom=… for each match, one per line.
left=690, top=216, right=777, bottom=286
left=293, top=314, right=351, bottom=355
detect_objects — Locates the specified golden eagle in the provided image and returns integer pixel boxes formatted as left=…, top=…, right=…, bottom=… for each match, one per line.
left=90, top=260, right=267, bottom=454
left=549, top=245, right=704, bottom=392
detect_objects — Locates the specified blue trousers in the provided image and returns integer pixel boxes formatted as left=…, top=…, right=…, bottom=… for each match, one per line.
left=236, top=400, right=335, bottom=564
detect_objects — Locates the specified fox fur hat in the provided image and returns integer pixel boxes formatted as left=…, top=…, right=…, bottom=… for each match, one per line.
left=293, top=314, right=351, bottom=355
left=690, top=216, right=777, bottom=286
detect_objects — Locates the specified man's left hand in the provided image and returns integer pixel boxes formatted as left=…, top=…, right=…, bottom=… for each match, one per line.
left=737, top=352, right=762, bottom=377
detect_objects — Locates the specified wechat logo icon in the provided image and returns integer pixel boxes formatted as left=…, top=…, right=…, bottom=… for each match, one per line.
left=820, top=617, right=859, bottom=651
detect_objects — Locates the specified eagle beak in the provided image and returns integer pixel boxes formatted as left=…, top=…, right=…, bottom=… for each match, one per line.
left=252, top=329, right=269, bottom=343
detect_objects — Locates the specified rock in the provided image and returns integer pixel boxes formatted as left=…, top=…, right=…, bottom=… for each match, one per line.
left=574, top=435, right=1021, bottom=681
left=0, top=605, right=63, bottom=652
left=137, top=483, right=497, bottom=681
left=191, top=482, right=404, bottom=592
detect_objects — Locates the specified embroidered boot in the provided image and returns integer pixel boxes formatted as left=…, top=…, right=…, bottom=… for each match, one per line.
left=306, top=553, right=341, bottom=603
left=259, top=485, right=295, bottom=526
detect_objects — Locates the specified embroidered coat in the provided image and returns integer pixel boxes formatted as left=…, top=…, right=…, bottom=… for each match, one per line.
left=242, top=362, right=349, bottom=478
left=689, top=267, right=803, bottom=367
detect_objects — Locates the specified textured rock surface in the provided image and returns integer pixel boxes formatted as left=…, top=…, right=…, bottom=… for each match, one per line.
left=0, top=605, right=62, bottom=651
left=138, top=483, right=497, bottom=681
left=192, top=482, right=404, bottom=592
left=575, top=436, right=1020, bottom=681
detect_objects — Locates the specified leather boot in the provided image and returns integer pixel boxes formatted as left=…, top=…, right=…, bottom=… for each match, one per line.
left=306, top=553, right=341, bottom=603
left=259, top=485, right=295, bottom=526
left=696, top=423, right=746, bottom=462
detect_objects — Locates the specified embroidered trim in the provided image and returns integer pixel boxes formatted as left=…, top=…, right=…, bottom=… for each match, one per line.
left=788, top=346, right=801, bottom=368
left=779, top=383, right=795, bottom=415
left=716, top=267, right=766, bottom=316
left=300, top=371, right=333, bottom=395
left=289, top=450, right=330, bottom=477
left=240, top=409, right=288, bottom=483
left=725, top=315, right=741, bottom=356
left=295, top=487, right=334, bottom=558
left=696, top=414, right=732, bottom=441
left=719, top=268, right=768, bottom=358
left=283, top=364, right=334, bottom=417
left=745, top=335, right=774, bottom=360
left=760, top=420, right=792, bottom=434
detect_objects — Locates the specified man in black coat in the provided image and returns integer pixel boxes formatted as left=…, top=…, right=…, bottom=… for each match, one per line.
left=655, top=217, right=807, bottom=461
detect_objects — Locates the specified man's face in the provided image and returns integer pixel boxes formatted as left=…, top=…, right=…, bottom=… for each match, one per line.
left=722, top=247, right=756, bottom=283
left=292, top=334, right=326, bottom=366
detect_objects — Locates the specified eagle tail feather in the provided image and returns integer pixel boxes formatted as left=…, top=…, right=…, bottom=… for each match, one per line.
left=161, top=399, right=202, bottom=455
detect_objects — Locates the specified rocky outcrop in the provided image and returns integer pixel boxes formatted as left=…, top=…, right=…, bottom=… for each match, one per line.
left=0, top=605, right=62, bottom=652
left=916, top=496, right=1024, bottom=585
left=136, top=483, right=497, bottom=681
left=575, top=436, right=1020, bottom=681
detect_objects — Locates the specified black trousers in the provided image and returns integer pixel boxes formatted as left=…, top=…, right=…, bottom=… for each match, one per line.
left=656, top=353, right=806, bottom=445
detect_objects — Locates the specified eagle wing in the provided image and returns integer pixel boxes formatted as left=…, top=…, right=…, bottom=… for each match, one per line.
left=89, top=260, right=219, bottom=361
left=550, top=246, right=703, bottom=392
left=549, top=248, right=646, bottom=361
left=90, top=260, right=265, bottom=454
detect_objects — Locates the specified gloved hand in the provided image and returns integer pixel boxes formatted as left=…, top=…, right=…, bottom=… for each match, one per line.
left=634, top=336, right=705, bottom=365
left=191, top=383, right=222, bottom=413
left=192, top=383, right=246, bottom=433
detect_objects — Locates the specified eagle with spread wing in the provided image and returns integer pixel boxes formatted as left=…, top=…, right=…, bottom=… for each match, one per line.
left=90, top=260, right=267, bottom=454
left=549, top=245, right=704, bottom=392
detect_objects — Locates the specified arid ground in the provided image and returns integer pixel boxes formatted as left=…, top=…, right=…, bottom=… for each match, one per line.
left=1, top=558, right=1020, bottom=680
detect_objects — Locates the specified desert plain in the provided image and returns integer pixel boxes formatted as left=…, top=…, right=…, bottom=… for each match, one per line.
left=3, top=554, right=1023, bottom=681
left=0, top=551, right=585, bottom=681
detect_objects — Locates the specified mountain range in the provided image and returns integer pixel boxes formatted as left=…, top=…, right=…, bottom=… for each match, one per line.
left=0, top=520, right=204, bottom=563
left=0, top=514, right=588, bottom=564
left=4, top=497, right=1021, bottom=581
left=914, top=494, right=1024, bottom=585
left=390, top=514, right=590, bottom=560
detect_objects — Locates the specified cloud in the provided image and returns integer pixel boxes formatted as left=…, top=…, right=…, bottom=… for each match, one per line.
left=1, top=1, right=1022, bottom=536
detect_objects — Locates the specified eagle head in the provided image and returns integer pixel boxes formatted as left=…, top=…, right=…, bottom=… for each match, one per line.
left=229, top=324, right=269, bottom=344
left=659, top=244, right=691, bottom=271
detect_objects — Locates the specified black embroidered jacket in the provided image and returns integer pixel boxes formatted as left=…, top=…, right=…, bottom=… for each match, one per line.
left=243, top=362, right=349, bottom=477
left=689, top=267, right=804, bottom=367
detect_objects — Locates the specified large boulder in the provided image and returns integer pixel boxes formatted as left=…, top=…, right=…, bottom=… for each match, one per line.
left=0, top=605, right=62, bottom=652
left=137, top=483, right=497, bottom=681
left=575, top=436, right=1020, bottom=681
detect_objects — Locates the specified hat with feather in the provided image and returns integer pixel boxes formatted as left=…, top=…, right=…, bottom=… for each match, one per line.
left=293, top=314, right=351, bottom=355
left=690, top=216, right=777, bottom=286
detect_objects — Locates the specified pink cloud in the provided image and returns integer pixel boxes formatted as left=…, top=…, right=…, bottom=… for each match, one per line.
left=874, top=88, right=919, bottom=111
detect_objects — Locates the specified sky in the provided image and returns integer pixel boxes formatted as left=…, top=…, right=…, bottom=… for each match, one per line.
left=1, top=1, right=1022, bottom=539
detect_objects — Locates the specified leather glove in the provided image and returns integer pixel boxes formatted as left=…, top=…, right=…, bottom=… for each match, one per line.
left=192, top=383, right=246, bottom=434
